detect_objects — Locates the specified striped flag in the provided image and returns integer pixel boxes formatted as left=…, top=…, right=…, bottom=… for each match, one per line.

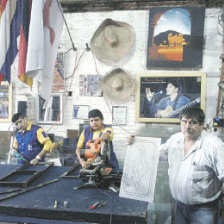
left=18, top=0, right=33, bottom=87
left=26, top=0, right=64, bottom=100
left=0, top=0, right=22, bottom=84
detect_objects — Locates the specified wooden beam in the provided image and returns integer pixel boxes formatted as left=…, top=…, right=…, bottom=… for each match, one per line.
left=60, top=0, right=223, bottom=13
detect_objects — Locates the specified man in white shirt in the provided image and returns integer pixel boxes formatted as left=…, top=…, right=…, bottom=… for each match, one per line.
left=128, top=107, right=224, bottom=224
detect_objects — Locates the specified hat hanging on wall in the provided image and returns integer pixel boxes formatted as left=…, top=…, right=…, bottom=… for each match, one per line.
left=100, top=68, right=137, bottom=103
left=90, top=19, right=135, bottom=65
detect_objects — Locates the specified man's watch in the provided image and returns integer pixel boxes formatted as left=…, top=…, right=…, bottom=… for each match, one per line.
left=35, top=155, right=41, bottom=160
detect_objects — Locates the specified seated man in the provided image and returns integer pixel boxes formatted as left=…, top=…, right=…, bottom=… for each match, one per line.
left=11, top=113, right=53, bottom=165
left=76, top=109, right=119, bottom=171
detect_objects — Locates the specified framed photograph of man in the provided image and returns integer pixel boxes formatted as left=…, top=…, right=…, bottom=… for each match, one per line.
left=0, top=82, right=12, bottom=122
left=147, top=7, right=205, bottom=69
left=136, top=72, right=206, bottom=123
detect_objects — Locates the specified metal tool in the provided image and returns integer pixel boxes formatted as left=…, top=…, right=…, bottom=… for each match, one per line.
left=98, top=202, right=106, bottom=208
left=75, top=140, right=121, bottom=190
left=89, top=201, right=100, bottom=210
left=13, top=151, right=28, bottom=163
left=54, top=200, right=58, bottom=208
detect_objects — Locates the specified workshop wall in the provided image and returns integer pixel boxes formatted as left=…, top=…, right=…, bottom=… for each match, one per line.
left=3, top=8, right=223, bottom=166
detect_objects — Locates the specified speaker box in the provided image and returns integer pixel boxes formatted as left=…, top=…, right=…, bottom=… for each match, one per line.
left=18, top=101, right=27, bottom=117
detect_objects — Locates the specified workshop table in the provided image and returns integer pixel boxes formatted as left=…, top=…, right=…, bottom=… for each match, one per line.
left=0, top=164, right=148, bottom=224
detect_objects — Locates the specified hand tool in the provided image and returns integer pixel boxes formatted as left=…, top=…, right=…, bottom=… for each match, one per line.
left=89, top=201, right=100, bottom=210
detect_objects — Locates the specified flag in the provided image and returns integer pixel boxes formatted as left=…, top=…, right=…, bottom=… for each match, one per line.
left=0, top=0, right=22, bottom=84
left=18, top=0, right=33, bottom=87
left=26, top=0, right=64, bottom=100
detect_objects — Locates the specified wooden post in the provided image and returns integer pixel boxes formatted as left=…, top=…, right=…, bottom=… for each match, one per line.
left=216, top=54, right=224, bottom=117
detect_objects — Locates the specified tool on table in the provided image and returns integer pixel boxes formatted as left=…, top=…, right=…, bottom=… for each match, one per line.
left=64, top=200, right=69, bottom=208
left=75, top=139, right=121, bottom=190
left=89, top=201, right=100, bottom=210
left=98, top=202, right=106, bottom=208
left=54, top=200, right=58, bottom=208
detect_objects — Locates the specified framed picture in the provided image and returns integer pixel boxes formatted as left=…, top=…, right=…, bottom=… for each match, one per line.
left=0, top=82, right=12, bottom=122
left=112, top=106, right=127, bottom=125
left=147, top=7, right=205, bottom=69
left=79, top=74, right=102, bottom=96
left=73, top=105, right=89, bottom=120
left=52, top=52, right=65, bottom=93
left=136, top=72, right=206, bottom=123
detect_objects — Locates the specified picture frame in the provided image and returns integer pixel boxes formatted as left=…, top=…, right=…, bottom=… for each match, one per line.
left=36, top=94, right=63, bottom=124
left=79, top=74, right=102, bottom=97
left=147, top=7, right=205, bottom=69
left=136, top=72, right=206, bottom=123
left=73, top=105, right=89, bottom=120
left=112, top=106, right=127, bottom=125
left=0, top=81, right=12, bottom=122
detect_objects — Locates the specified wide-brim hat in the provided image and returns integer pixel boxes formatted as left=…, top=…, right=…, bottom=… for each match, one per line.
left=100, top=68, right=137, bottom=102
left=90, top=19, right=135, bottom=65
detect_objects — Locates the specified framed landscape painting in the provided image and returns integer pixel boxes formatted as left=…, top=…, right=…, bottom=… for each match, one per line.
left=136, top=72, right=206, bottom=123
left=147, top=7, right=205, bottom=69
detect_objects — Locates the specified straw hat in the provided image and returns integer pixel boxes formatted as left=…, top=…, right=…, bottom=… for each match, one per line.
left=90, top=19, right=135, bottom=65
left=100, top=68, right=137, bottom=102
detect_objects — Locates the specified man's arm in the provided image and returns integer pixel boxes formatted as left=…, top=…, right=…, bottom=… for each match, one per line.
left=101, top=127, right=113, bottom=141
left=76, top=146, right=87, bottom=168
left=75, top=131, right=87, bottom=168
left=30, top=128, right=53, bottom=165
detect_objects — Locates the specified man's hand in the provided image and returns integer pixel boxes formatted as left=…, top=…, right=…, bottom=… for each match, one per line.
left=145, top=88, right=154, bottom=101
left=9, top=148, right=17, bottom=156
left=127, top=135, right=135, bottom=145
left=30, top=158, right=39, bottom=165
left=100, top=133, right=110, bottom=142
left=80, top=159, right=87, bottom=168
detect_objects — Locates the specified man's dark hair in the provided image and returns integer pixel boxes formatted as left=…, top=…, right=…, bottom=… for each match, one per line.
left=88, top=109, right=103, bottom=120
left=168, top=79, right=179, bottom=89
left=180, top=107, right=205, bottom=125
left=11, top=113, right=26, bottom=123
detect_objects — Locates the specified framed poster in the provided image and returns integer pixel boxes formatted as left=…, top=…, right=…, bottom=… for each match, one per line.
left=79, top=74, right=102, bottom=96
left=147, top=7, right=205, bottom=69
left=0, top=82, right=12, bottom=122
left=136, top=72, right=206, bottom=123
left=73, top=105, right=89, bottom=120
left=112, top=106, right=127, bottom=125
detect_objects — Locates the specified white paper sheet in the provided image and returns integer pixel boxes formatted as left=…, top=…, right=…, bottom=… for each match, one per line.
left=119, top=136, right=161, bottom=202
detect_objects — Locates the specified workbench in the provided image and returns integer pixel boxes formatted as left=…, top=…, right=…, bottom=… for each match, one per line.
left=0, top=164, right=148, bottom=224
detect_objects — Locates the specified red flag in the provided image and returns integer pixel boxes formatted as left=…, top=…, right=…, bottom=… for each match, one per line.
left=18, top=0, right=33, bottom=87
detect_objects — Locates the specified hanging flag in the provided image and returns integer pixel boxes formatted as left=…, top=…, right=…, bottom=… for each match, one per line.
left=26, top=0, right=64, bottom=100
left=0, top=0, right=22, bottom=84
left=18, top=0, right=33, bottom=87
left=0, top=2, right=2, bottom=19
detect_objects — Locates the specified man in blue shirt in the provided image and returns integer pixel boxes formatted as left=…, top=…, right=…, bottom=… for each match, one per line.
left=147, top=79, right=190, bottom=118
left=11, top=113, right=53, bottom=165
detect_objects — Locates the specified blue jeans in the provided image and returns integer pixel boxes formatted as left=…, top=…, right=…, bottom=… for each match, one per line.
left=175, top=197, right=222, bottom=224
